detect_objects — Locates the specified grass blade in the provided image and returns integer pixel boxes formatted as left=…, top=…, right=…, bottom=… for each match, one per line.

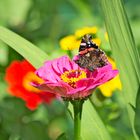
left=0, top=26, right=48, bottom=68
left=100, top=0, right=140, bottom=139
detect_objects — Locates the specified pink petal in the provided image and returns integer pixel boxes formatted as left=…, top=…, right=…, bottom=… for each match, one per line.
left=33, top=80, right=74, bottom=98
left=97, top=69, right=119, bottom=84
left=56, top=56, right=73, bottom=73
left=76, top=78, right=95, bottom=91
left=33, top=83, right=66, bottom=97
left=36, top=60, right=61, bottom=82
left=92, top=64, right=112, bottom=78
left=67, top=86, right=86, bottom=94
left=85, top=70, right=119, bottom=91
left=73, top=55, right=80, bottom=61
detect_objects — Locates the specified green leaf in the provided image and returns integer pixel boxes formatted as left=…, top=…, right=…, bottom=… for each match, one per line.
left=100, top=0, right=140, bottom=139
left=69, top=100, right=111, bottom=140
left=134, top=87, right=140, bottom=138
left=21, top=121, right=49, bottom=140
left=0, top=42, right=8, bottom=65
left=56, top=133, right=67, bottom=140
left=0, top=26, right=48, bottom=68
left=0, top=97, right=50, bottom=140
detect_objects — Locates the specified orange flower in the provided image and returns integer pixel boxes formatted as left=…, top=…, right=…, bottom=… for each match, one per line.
left=5, top=60, right=56, bottom=110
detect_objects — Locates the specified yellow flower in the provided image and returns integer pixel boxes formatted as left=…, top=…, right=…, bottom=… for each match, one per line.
left=59, top=35, right=80, bottom=50
left=59, top=26, right=100, bottom=51
left=92, top=38, right=101, bottom=46
left=98, top=58, right=122, bottom=97
left=75, top=26, right=98, bottom=38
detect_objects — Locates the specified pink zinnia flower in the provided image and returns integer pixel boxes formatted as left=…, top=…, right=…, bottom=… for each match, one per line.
left=33, top=56, right=118, bottom=99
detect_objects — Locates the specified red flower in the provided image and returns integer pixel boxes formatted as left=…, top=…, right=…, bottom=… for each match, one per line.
left=5, top=60, right=55, bottom=110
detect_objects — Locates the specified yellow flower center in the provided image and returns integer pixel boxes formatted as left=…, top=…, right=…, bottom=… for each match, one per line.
left=61, top=70, right=87, bottom=88
left=23, top=72, right=44, bottom=93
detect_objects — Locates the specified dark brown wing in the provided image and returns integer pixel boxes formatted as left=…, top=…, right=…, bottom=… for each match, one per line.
left=75, top=49, right=108, bottom=71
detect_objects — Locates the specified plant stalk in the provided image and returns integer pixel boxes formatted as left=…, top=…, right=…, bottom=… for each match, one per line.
left=67, top=50, right=73, bottom=59
left=72, top=100, right=84, bottom=140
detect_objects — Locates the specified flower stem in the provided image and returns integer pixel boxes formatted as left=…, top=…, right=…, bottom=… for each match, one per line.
left=71, top=100, right=84, bottom=140
left=67, top=50, right=73, bottom=58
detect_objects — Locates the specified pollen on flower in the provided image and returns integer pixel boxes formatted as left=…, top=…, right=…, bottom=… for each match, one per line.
left=61, top=70, right=87, bottom=88
left=23, top=72, right=44, bottom=92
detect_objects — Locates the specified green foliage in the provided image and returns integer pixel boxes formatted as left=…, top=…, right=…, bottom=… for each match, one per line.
left=0, top=97, right=73, bottom=140
left=81, top=101, right=111, bottom=140
left=69, top=100, right=111, bottom=140
left=0, top=0, right=140, bottom=139
left=134, top=87, right=140, bottom=138
left=100, top=0, right=140, bottom=139
left=92, top=92, right=134, bottom=140
left=56, top=133, right=67, bottom=140
left=0, top=97, right=49, bottom=140
left=0, top=26, right=111, bottom=139
left=0, top=26, right=48, bottom=68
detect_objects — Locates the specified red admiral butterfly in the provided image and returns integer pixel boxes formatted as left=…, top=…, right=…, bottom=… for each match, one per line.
left=74, top=34, right=108, bottom=71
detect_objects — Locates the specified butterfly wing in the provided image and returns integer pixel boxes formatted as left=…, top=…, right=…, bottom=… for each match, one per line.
left=75, top=34, right=108, bottom=71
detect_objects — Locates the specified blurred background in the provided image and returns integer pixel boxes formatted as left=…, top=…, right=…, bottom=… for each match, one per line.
left=0, top=0, right=140, bottom=139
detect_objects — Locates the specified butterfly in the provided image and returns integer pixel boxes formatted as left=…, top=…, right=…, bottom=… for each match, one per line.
left=74, top=34, right=108, bottom=71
